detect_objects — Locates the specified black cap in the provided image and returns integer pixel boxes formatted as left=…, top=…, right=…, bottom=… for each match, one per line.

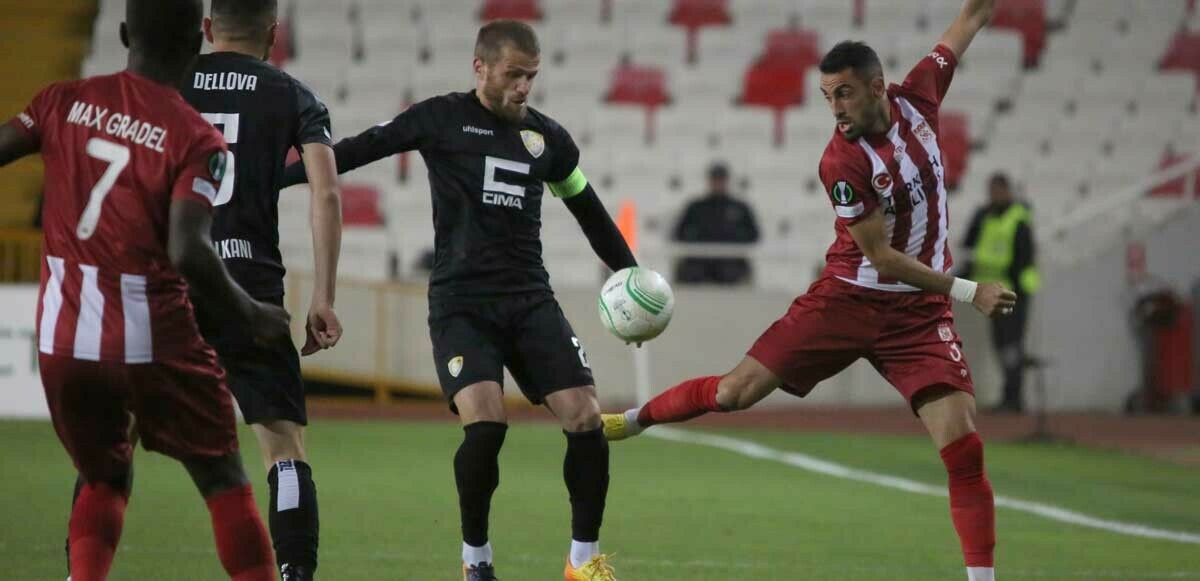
left=708, top=162, right=729, bottom=179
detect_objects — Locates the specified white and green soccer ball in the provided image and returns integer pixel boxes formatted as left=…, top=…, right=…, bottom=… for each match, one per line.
left=598, top=267, right=674, bottom=343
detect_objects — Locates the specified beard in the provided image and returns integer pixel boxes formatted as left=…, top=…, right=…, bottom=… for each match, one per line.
left=481, top=83, right=526, bottom=124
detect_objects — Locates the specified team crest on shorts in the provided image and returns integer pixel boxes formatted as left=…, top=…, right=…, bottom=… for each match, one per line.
left=448, top=356, right=464, bottom=378
left=521, top=130, right=545, bottom=158
left=938, top=324, right=954, bottom=343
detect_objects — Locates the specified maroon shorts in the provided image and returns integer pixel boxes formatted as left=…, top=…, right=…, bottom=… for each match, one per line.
left=40, top=347, right=238, bottom=482
left=747, top=277, right=974, bottom=408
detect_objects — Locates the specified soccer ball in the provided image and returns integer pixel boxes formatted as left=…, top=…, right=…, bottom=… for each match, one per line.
left=598, top=267, right=674, bottom=343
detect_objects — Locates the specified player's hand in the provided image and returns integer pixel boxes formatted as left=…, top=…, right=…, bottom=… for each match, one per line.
left=249, top=301, right=292, bottom=346
left=302, top=303, right=343, bottom=356
left=972, top=282, right=1018, bottom=318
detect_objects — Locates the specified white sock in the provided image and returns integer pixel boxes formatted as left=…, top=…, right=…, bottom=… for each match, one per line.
left=967, top=566, right=994, bottom=581
left=462, top=541, right=493, bottom=566
left=569, top=540, right=599, bottom=569
left=623, top=408, right=643, bottom=435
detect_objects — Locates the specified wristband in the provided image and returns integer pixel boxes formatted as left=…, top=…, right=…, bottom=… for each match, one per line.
left=950, top=278, right=978, bottom=303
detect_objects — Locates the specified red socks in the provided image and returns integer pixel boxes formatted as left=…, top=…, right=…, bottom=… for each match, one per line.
left=68, top=482, right=129, bottom=581
left=636, top=376, right=723, bottom=427
left=206, top=485, right=276, bottom=581
left=939, top=432, right=996, bottom=568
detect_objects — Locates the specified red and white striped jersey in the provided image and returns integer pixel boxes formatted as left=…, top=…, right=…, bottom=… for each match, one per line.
left=9, top=72, right=229, bottom=363
left=818, top=44, right=958, bottom=293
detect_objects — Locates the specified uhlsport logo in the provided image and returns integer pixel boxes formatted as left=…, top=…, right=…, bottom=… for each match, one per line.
left=521, top=130, right=545, bottom=158
left=448, top=356, right=464, bottom=378
left=831, top=180, right=855, bottom=204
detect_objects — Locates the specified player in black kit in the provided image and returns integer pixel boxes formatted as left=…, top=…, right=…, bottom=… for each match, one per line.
left=188, top=2, right=343, bottom=580
left=284, top=20, right=633, bottom=581
left=64, top=2, right=343, bottom=581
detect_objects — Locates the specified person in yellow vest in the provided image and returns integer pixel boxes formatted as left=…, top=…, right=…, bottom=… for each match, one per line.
left=962, top=172, right=1041, bottom=413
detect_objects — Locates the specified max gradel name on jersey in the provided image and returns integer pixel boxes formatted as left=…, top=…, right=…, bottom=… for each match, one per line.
left=66, top=100, right=168, bottom=152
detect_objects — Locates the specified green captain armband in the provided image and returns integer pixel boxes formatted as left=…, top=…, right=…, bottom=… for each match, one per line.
left=548, top=167, right=588, bottom=199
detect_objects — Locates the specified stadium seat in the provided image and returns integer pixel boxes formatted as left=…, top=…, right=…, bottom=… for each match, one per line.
left=739, top=61, right=805, bottom=113
left=340, top=184, right=386, bottom=226
left=604, top=64, right=671, bottom=109
left=667, top=0, right=731, bottom=63
left=479, top=0, right=544, bottom=22
left=990, top=0, right=1047, bottom=67
left=1150, top=151, right=1200, bottom=197
left=939, top=111, right=970, bottom=190
left=1160, top=32, right=1200, bottom=92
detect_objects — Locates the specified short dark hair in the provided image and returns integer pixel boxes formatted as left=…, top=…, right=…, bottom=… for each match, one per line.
left=819, top=41, right=883, bottom=81
left=126, top=0, right=204, bottom=58
left=211, top=0, right=277, bottom=41
left=475, top=20, right=540, bottom=64
left=989, top=172, right=1011, bottom=189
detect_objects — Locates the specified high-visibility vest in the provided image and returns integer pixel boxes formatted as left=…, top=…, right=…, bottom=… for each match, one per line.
left=971, top=203, right=1041, bottom=294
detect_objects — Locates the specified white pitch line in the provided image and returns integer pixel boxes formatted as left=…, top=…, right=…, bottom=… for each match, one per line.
left=647, top=426, right=1200, bottom=545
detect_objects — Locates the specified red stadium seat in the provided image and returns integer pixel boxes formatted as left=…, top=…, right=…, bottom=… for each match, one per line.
left=739, top=61, right=805, bottom=110
left=938, top=111, right=970, bottom=190
left=990, top=0, right=1046, bottom=67
left=605, top=65, right=671, bottom=108
left=668, top=0, right=731, bottom=28
left=1150, top=151, right=1200, bottom=197
left=269, top=19, right=293, bottom=67
left=669, top=0, right=732, bottom=63
left=1160, top=33, right=1200, bottom=92
left=761, top=29, right=821, bottom=72
left=479, top=0, right=543, bottom=22
left=340, top=184, right=385, bottom=226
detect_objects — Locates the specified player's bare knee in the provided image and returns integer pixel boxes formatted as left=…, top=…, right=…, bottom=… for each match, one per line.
left=561, top=406, right=601, bottom=432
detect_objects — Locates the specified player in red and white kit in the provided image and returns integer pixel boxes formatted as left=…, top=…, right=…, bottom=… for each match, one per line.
left=601, top=2, right=1014, bottom=580
left=0, top=1, right=289, bottom=579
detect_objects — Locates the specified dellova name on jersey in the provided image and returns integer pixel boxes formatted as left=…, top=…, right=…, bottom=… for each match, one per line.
left=66, top=100, right=167, bottom=152
left=192, top=72, right=258, bottom=92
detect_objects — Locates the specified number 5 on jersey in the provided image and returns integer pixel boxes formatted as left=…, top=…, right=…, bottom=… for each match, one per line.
left=201, top=112, right=238, bottom=206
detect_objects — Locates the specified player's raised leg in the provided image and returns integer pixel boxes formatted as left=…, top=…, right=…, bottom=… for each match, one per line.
left=915, top=387, right=996, bottom=581
left=453, top=382, right=508, bottom=581
left=183, top=452, right=277, bottom=581
left=603, top=356, right=781, bottom=441
left=545, top=387, right=616, bottom=580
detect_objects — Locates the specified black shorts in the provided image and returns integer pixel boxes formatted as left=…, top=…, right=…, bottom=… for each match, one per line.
left=195, top=295, right=307, bottom=426
left=428, top=292, right=595, bottom=413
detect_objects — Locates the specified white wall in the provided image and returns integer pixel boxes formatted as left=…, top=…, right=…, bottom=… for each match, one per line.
left=0, top=285, right=46, bottom=418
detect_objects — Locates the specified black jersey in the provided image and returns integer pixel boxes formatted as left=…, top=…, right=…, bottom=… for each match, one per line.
left=288, top=90, right=586, bottom=299
left=182, top=51, right=332, bottom=298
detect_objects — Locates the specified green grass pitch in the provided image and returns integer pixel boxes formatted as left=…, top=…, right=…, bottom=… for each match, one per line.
left=1, top=419, right=1198, bottom=580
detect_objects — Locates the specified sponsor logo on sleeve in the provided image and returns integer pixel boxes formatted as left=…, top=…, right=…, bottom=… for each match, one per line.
left=208, top=151, right=226, bottom=182
left=831, top=180, right=855, bottom=204
left=928, top=51, right=949, bottom=69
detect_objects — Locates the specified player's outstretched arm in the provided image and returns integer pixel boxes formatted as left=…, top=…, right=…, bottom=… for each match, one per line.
left=561, top=182, right=637, bottom=272
left=937, top=0, right=997, bottom=59
left=0, top=123, right=37, bottom=167
left=284, top=104, right=434, bottom=187
left=300, top=142, right=343, bottom=355
left=848, top=207, right=1016, bottom=318
left=169, top=198, right=292, bottom=344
